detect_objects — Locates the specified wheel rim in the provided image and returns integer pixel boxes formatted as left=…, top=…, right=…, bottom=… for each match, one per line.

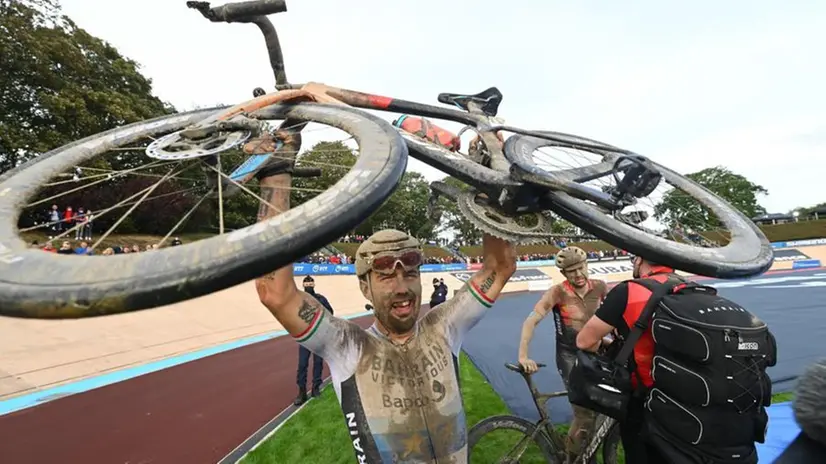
left=0, top=103, right=406, bottom=318
left=504, top=133, right=773, bottom=278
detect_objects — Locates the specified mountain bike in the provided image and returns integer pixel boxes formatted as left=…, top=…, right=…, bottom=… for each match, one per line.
left=468, top=362, right=621, bottom=464
left=0, top=0, right=773, bottom=319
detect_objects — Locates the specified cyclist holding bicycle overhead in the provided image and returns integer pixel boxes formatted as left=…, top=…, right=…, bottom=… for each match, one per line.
left=518, top=246, right=609, bottom=460
left=249, top=132, right=517, bottom=463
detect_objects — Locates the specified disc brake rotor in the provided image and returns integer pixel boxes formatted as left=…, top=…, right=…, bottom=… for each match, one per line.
left=145, top=129, right=251, bottom=160
left=456, top=191, right=554, bottom=245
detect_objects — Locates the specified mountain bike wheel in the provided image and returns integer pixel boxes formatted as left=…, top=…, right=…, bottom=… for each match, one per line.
left=0, top=102, right=406, bottom=319
left=504, top=133, right=773, bottom=278
left=468, top=415, right=558, bottom=463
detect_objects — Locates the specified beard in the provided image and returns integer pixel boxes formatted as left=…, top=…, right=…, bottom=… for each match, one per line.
left=374, top=290, right=420, bottom=334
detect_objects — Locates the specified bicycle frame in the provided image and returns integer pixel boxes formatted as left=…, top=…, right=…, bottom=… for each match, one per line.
left=513, top=365, right=618, bottom=464
left=188, top=0, right=633, bottom=214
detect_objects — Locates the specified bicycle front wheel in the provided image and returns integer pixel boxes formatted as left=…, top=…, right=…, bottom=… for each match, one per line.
left=0, top=102, right=407, bottom=319
left=468, top=415, right=558, bottom=463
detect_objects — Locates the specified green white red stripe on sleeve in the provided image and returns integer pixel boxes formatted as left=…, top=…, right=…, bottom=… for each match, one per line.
left=294, top=308, right=326, bottom=343
left=468, top=280, right=495, bottom=308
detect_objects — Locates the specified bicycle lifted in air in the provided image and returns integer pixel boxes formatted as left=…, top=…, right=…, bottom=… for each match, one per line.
left=0, top=0, right=772, bottom=318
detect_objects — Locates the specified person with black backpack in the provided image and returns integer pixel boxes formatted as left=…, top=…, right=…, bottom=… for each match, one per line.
left=573, top=255, right=777, bottom=464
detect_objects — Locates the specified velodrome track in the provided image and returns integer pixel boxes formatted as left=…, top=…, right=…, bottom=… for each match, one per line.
left=0, top=245, right=824, bottom=463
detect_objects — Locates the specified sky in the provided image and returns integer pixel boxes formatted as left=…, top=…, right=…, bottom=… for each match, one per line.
left=58, top=0, right=826, bottom=215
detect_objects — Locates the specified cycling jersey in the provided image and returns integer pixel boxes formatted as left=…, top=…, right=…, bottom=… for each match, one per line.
left=550, top=279, right=608, bottom=349
left=295, top=281, right=495, bottom=463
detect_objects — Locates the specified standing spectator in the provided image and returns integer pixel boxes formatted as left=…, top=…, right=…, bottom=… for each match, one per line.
left=83, top=209, right=94, bottom=240
left=429, top=277, right=448, bottom=308
left=63, top=206, right=74, bottom=233
left=294, top=276, right=334, bottom=405
left=73, top=208, right=87, bottom=240
left=48, top=205, right=61, bottom=236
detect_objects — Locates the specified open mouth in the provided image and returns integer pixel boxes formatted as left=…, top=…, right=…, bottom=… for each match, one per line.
left=390, top=298, right=415, bottom=317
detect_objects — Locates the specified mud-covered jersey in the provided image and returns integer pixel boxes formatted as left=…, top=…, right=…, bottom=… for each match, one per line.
left=294, top=281, right=495, bottom=463
left=550, top=279, right=608, bottom=348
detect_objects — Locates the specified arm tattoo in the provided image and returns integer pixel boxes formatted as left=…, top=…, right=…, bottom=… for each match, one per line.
left=479, top=271, right=497, bottom=294
left=257, top=187, right=276, bottom=221
left=298, top=299, right=318, bottom=324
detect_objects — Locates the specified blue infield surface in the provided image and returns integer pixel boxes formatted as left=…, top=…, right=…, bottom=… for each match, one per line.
left=461, top=268, right=826, bottom=463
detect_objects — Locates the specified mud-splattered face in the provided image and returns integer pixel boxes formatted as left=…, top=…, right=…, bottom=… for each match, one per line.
left=562, top=263, right=589, bottom=288
left=361, top=266, right=423, bottom=335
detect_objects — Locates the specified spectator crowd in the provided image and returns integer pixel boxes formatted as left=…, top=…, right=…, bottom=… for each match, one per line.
left=32, top=237, right=183, bottom=256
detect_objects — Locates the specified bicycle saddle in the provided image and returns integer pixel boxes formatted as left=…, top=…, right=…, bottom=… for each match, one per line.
left=437, top=87, right=503, bottom=116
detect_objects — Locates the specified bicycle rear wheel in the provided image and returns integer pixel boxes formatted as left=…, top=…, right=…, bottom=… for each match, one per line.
left=468, top=415, right=558, bottom=463
left=0, top=102, right=406, bottom=319
left=504, top=133, right=773, bottom=279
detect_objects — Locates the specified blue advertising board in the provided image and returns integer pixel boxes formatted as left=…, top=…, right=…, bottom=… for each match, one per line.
left=792, top=259, right=822, bottom=270
left=293, top=263, right=355, bottom=276
left=517, top=259, right=554, bottom=268
left=294, top=262, right=468, bottom=275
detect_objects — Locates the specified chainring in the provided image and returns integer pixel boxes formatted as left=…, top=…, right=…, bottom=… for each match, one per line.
left=145, top=129, right=251, bottom=160
left=456, top=191, right=554, bottom=245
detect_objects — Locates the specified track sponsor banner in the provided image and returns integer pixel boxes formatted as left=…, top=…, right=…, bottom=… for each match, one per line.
left=587, top=261, right=634, bottom=276
left=294, top=262, right=468, bottom=275
left=421, top=263, right=468, bottom=272
left=468, top=263, right=484, bottom=271
left=785, top=238, right=826, bottom=247
left=517, top=259, right=554, bottom=268
left=293, top=263, right=355, bottom=275
left=451, top=268, right=550, bottom=283
left=773, top=248, right=811, bottom=262
left=771, top=237, right=826, bottom=248
left=792, top=259, right=822, bottom=270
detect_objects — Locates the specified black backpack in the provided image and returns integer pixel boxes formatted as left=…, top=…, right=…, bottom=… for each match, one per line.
left=631, top=278, right=778, bottom=464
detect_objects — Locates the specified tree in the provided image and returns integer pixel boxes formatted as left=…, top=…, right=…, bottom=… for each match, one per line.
left=0, top=0, right=173, bottom=174
left=291, top=140, right=437, bottom=240
left=653, top=166, right=768, bottom=231
left=792, top=202, right=826, bottom=217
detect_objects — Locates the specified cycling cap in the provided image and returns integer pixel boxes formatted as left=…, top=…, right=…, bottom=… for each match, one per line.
left=555, top=246, right=588, bottom=270
left=355, top=229, right=423, bottom=277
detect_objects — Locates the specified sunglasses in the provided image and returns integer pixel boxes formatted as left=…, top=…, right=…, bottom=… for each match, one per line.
left=367, top=250, right=423, bottom=275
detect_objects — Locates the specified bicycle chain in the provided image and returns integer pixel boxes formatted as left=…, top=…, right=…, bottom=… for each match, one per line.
left=456, top=191, right=555, bottom=245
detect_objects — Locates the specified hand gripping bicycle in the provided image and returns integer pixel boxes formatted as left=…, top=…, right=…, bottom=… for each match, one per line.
left=0, top=0, right=772, bottom=318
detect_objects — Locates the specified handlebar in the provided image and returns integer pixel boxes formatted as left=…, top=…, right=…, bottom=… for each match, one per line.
left=187, top=0, right=287, bottom=23
left=505, top=362, right=546, bottom=374
left=187, top=0, right=290, bottom=87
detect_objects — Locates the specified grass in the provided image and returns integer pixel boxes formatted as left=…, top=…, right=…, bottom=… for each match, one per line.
left=241, top=352, right=512, bottom=464
left=242, top=353, right=797, bottom=464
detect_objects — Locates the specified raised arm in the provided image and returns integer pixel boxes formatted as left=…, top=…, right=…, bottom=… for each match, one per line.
left=467, top=234, right=517, bottom=304
left=433, top=234, right=517, bottom=352
left=249, top=133, right=326, bottom=337
left=518, top=286, right=559, bottom=373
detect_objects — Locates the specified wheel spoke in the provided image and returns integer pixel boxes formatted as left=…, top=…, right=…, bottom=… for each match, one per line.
left=216, top=156, right=225, bottom=235
left=157, top=188, right=215, bottom=247
left=90, top=163, right=188, bottom=250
